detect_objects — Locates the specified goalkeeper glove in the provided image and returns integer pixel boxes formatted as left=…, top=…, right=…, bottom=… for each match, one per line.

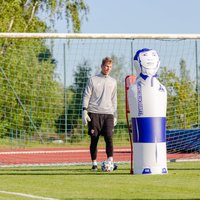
left=114, top=117, right=117, bottom=126
left=82, top=110, right=91, bottom=126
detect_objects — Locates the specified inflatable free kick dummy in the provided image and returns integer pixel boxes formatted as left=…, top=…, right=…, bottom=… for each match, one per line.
left=128, top=48, right=168, bottom=175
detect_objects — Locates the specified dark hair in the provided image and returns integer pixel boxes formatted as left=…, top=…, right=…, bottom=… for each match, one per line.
left=101, top=57, right=112, bottom=66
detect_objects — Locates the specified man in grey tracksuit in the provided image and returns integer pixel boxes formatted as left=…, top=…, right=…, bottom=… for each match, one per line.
left=82, top=57, right=117, bottom=170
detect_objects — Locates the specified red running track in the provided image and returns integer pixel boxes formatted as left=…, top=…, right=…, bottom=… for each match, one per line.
left=0, top=147, right=198, bottom=166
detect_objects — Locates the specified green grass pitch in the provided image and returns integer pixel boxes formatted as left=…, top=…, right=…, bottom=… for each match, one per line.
left=0, top=162, right=199, bottom=200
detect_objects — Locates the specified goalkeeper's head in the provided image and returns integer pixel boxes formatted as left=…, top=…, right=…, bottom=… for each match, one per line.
left=134, top=48, right=160, bottom=76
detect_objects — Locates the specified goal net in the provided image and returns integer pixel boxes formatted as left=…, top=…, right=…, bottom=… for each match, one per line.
left=0, top=33, right=199, bottom=166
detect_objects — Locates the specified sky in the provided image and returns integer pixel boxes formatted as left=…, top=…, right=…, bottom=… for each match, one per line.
left=55, top=0, right=200, bottom=34
left=50, top=0, right=200, bottom=86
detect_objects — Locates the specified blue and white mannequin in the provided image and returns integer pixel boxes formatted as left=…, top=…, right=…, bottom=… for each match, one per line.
left=128, top=48, right=168, bottom=174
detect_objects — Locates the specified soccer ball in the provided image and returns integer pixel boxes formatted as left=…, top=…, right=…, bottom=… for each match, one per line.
left=101, top=160, right=114, bottom=172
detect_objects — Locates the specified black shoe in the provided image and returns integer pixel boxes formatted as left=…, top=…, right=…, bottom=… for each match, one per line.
left=113, top=163, right=118, bottom=170
left=91, top=165, right=98, bottom=171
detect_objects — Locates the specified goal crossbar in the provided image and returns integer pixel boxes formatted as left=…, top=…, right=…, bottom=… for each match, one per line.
left=1, top=33, right=200, bottom=39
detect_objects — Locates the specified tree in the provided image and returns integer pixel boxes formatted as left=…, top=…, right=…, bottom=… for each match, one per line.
left=159, top=59, right=197, bottom=129
left=180, top=59, right=190, bottom=82
left=55, top=60, right=92, bottom=134
left=0, top=0, right=89, bottom=138
left=0, top=0, right=89, bottom=33
left=110, top=54, right=128, bottom=84
left=0, top=42, right=64, bottom=136
left=109, top=54, right=129, bottom=133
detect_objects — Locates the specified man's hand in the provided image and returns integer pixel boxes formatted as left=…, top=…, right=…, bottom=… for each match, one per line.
left=114, top=117, right=117, bottom=126
left=82, top=110, right=91, bottom=126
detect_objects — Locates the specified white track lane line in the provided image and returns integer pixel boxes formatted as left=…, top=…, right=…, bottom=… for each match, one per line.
left=0, top=148, right=130, bottom=155
left=0, top=190, right=59, bottom=200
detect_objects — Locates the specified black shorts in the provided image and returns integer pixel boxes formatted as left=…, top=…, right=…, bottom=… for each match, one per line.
left=88, top=113, right=114, bottom=137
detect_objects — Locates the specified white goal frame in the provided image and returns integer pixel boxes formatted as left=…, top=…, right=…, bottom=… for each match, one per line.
left=0, top=32, right=199, bottom=166
left=1, top=33, right=200, bottom=39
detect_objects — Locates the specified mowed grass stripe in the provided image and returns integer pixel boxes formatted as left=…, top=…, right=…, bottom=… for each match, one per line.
left=0, top=162, right=199, bottom=199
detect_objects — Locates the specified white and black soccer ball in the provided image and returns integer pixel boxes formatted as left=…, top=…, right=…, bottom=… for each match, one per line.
left=101, top=160, right=114, bottom=172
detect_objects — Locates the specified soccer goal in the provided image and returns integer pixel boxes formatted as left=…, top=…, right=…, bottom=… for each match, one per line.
left=0, top=33, right=199, bottom=167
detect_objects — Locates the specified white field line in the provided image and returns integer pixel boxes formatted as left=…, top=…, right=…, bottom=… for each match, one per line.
left=0, top=161, right=129, bottom=168
left=0, top=148, right=130, bottom=155
left=0, top=190, right=59, bottom=200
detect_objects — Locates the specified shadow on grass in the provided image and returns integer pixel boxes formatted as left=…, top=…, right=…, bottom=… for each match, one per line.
left=168, top=168, right=200, bottom=170
left=0, top=172, right=131, bottom=176
left=1, top=166, right=199, bottom=175
left=0, top=167, right=132, bottom=176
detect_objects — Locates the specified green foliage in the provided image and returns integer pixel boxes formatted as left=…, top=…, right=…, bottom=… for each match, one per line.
left=0, top=0, right=46, bottom=32
left=0, top=40, right=64, bottom=137
left=73, top=60, right=92, bottom=117
left=0, top=0, right=89, bottom=138
left=0, top=0, right=89, bottom=33
left=111, top=54, right=128, bottom=84
left=159, top=59, right=198, bottom=129
left=67, top=61, right=91, bottom=132
left=55, top=60, right=92, bottom=134
left=110, top=54, right=128, bottom=125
